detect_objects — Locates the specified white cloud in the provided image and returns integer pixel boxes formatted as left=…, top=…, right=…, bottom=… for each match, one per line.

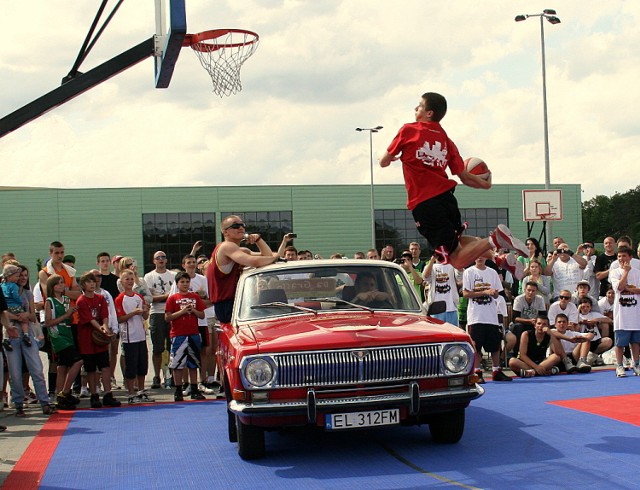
left=1, top=0, right=639, bottom=200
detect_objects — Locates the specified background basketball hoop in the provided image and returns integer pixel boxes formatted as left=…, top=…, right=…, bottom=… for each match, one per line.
left=522, top=189, right=563, bottom=253
left=184, top=29, right=260, bottom=97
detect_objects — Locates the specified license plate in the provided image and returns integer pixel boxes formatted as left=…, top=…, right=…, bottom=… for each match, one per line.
left=326, top=409, right=400, bottom=430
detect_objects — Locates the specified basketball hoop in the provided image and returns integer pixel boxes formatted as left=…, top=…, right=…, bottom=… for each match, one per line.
left=184, top=29, right=259, bottom=97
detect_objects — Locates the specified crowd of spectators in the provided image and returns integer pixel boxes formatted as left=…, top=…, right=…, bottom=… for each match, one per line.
left=2, top=233, right=639, bottom=430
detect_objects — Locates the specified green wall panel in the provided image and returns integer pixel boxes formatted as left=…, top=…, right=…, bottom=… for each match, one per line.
left=0, top=183, right=582, bottom=278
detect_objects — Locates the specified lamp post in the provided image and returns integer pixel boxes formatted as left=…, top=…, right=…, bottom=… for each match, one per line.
left=515, top=9, right=561, bottom=251
left=356, top=126, right=383, bottom=249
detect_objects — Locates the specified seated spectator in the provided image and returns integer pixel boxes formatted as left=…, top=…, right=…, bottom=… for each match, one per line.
left=352, top=272, right=392, bottom=308
left=519, top=259, right=551, bottom=306
left=577, top=296, right=613, bottom=364
left=571, top=280, right=600, bottom=313
left=598, top=287, right=615, bottom=320
left=508, top=316, right=562, bottom=378
left=549, top=313, right=591, bottom=373
left=547, top=290, right=579, bottom=327
left=508, top=281, right=547, bottom=356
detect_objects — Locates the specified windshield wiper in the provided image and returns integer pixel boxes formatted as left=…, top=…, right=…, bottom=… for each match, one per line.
left=250, top=302, right=318, bottom=315
left=313, top=297, right=373, bottom=313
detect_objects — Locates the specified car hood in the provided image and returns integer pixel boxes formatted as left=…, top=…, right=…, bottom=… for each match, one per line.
left=236, top=312, right=470, bottom=353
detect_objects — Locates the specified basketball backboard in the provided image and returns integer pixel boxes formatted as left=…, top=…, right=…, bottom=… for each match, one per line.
left=154, top=0, right=186, bottom=88
left=522, top=189, right=563, bottom=221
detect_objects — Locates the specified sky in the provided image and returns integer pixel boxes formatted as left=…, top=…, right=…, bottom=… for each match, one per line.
left=1, top=1, right=639, bottom=201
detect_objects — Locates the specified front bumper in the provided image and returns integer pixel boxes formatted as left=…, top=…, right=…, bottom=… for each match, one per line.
left=229, top=382, right=484, bottom=423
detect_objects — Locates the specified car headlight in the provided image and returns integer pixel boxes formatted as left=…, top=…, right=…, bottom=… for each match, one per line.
left=442, top=344, right=472, bottom=374
left=243, top=358, right=275, bottom=388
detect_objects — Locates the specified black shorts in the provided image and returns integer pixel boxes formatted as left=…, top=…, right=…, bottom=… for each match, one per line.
left=122, top=341, right=149, bottom=379
left=199, top=325, right=209, bottom=347
left=589, top=339, right=602, bottom=353
left=468, top=323, right=502, bottom=353
left=213, top=300, right=234, bottom=324
left=56, top=345, right=83, bottom=368
left=412, top=190, right=462, bottom=255
left=81, top=350, right=110, bottom=373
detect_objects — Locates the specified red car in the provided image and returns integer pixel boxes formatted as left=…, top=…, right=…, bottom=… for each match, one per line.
left=218, top=259, right=483, bottom=460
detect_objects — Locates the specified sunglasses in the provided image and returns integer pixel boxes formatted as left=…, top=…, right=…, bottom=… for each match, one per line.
left=197, top=259, right=207, bottom=265
left=154, top=256, right=167, bottom=260
left=559, top=295, right=571, bottom=300
left=225, top=222, right=246, bottom=230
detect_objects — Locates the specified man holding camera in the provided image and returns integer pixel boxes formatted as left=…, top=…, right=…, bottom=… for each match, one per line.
left=544, top=243, right=588, bottom=302
left=398, top=251, right=425, bottom=299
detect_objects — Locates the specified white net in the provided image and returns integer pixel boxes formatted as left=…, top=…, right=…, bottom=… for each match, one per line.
left=189, top=30, right=260, bottom=97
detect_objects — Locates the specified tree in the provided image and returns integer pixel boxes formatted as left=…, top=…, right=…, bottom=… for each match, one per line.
left=582, top=185, right=640, bottom=242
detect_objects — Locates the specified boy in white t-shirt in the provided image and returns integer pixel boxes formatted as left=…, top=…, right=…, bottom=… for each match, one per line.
left=463, top=257, right=511, bottom=383
left=577, top=296, right=613, bottom=365
left=423, top=254, right=461, bottom=326
left=609, top=246, right=640, bottom=377
left=115, top=270, right=153, bottom=404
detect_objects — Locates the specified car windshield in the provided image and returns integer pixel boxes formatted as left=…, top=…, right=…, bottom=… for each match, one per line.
left=237, top=264, right=422, bottom=321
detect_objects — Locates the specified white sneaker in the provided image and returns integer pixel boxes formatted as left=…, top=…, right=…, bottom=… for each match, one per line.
left=576, top=360, right=592, bottom=373
left=633, top=365, right=640, bottom=377
left=563, top=357, right=577, bottom=374
left=616, top=365, right=626, bottom=377
left=136, top=390, right=156, bottom=403
left=80, top=386, right=90, bottom=398
left=198, top=383, right=215, bottom=395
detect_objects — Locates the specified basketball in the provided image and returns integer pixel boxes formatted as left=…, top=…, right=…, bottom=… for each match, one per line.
left=464, top=157, right=491, bottom=183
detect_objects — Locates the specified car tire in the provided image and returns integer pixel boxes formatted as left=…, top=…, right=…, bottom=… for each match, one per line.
left=236, top=415, right=265, bottom=460
left=428, top=408, right=465, bottom=444
left=228, top=408, right=238, bottom=443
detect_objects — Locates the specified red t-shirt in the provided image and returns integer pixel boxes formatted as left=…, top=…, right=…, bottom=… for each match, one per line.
left=386, top=121, right=464, bottom=210
left=76, top=293, right=109, bottom=355
left=165, top=292, right=206, bottom=337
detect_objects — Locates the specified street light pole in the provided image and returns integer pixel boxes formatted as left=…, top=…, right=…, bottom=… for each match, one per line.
left=356, top=126, right=383, bottom=250
left=515, top=9, right=561, bottom=250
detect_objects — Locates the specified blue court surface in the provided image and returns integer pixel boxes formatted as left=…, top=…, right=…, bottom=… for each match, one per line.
left=15, top=370, right=640, bottom=489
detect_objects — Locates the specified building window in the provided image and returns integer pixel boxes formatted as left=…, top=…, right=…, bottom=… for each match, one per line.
left=142, top=213, right=216, bottom=272
left=460, top=208, right=509, bottom=239
left=220, top=211, right=293, bottom=250
left=374, top=208, right=508, bottom=257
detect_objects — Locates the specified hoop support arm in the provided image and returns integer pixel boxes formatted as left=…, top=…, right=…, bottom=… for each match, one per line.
left=0, top=37, right=155, bottom=139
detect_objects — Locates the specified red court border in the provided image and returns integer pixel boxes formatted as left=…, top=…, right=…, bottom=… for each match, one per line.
left=549, top=393, right=640, bottom=426
left=2, top=412, right=73, bottom=489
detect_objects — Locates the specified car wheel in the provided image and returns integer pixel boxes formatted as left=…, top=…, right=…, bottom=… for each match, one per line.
left=428, top=408, right=465, bottom=444
left=228, top=407, right=238, bottom=443
left=236, top=415, right=265, bottom=460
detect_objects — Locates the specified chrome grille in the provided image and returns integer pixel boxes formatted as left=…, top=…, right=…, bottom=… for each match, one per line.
left=273, top=344, right=442, bottom=387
